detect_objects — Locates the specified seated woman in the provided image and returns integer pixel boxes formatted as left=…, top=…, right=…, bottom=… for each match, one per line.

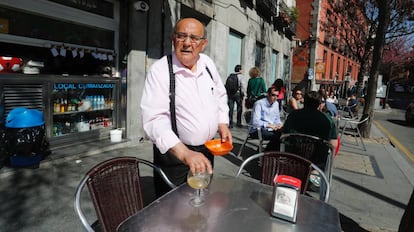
left=249, top=86, right=283, bottom=151
left=286, top=87, right=304, bottom=114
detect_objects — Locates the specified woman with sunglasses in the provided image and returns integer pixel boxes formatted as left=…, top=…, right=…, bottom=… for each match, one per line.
left=286, top=86, right=304, bottom=114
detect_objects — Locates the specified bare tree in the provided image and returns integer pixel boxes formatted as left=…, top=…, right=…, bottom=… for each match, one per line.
left=329, top=0, right=414, bottom=137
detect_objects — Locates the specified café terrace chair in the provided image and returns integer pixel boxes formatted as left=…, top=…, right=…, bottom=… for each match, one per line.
left=235, top=151, right=330, bottom=202
left=236, top=111, right=269, bottom=157
left=279, top=133, right=335, bottom=186
left=74, top=157, right=176, bottom=232
left=339, top=114, right=369, bottom=151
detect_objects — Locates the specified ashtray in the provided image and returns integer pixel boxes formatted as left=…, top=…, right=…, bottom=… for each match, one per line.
left=204, top=139, right=233, bottom=156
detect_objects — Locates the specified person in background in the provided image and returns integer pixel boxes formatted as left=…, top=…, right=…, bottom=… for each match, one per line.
left=326, top=92, right=338, bottom=105
left=344, top=93, right=358, bottom=117
left=319, top=89, right=338, bottom=118
left=283, top=91, right=338, bottom=167
left=286, top=86, right=304, bottom=114
left=245, top=67, right=266, bottom=109
left=272, top=79, right=285, bottom=112
left=250, top=86, right=283, bottom=152
left=141, top=18, right=232, bottom=197
left=226, top=64, right=245, bottom=128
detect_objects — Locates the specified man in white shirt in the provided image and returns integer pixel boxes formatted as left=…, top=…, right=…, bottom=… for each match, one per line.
left=141, top=18, right=232, bottom=196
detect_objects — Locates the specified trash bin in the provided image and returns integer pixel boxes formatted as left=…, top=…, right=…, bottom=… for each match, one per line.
left=3, top=108, right=50, bottom=167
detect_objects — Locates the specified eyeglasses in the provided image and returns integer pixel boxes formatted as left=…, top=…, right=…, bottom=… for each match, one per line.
left=271, top=94, right=278, bottom=97
left=296, top=92, right=302, bottom=95
left=174, top=32, right=206, bottom=44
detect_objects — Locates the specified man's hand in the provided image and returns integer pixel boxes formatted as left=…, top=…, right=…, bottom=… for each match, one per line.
left=218, top=123, right=233, bottom=144
left=169, top=143, right=213, bottom=175
left=267, top=123, right=283, bottom=131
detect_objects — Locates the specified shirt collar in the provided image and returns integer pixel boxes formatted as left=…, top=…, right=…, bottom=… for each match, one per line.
left=172, top=54, right=204, bottom=78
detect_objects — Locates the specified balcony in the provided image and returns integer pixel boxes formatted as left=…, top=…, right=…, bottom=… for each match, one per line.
left=256, top=0, right=277, bottom=19
left=274, top=11, right=291, bottom=27
left=332, top=37, right=339, bottom=48
left=283, top=23, right=296, bottom=40
left=324, top=36, right=333, bottom=44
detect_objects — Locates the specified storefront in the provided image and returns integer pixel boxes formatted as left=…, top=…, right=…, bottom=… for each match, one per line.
left=0, top=0, right=123, bottom=147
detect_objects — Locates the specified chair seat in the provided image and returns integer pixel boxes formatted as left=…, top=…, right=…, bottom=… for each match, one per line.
left=339, top=114, right=369, bottom=151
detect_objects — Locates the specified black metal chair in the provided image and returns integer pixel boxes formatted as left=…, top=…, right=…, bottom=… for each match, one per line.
left=279, top=133, right=335, bottom=186
left=74, top=157, right=176, bottom=232
left=235, top=151, right=330, bottom=202
left=339, top=114, right=369, bottom=151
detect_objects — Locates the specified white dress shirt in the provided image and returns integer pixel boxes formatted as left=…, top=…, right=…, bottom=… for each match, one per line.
left=141, top=54, right=229, bottom=154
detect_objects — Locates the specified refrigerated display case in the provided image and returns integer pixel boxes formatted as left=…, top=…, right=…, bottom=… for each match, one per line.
left=0, top=74, right=121, bottom=148
left=52, top=81, right=117, bottom=137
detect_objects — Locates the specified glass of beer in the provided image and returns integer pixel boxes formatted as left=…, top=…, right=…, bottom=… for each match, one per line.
left=187, top=170, right=211, bottom=207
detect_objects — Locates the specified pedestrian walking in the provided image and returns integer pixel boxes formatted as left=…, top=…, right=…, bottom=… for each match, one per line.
left=225, top=64, right=245, bottom=128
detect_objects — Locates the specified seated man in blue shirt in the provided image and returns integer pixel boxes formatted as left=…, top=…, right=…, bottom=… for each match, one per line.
left=250, top=86, right=283, bottom=151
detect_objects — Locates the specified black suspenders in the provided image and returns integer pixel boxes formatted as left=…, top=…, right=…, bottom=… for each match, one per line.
left=167, top=54, right=214, bottom=137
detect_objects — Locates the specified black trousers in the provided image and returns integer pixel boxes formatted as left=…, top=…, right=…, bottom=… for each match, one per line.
left=153, top=144, right=214, bottom=197
left=250, top=128, right=282, bottom=152
left=228, top=93, right=243, bottom=126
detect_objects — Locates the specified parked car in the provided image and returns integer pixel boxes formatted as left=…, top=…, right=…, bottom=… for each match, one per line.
left=406, top=100, right=414, bottom=123
left=393, top=83, right=405, bottom=93
left=406, top=85, right=414, bottom=94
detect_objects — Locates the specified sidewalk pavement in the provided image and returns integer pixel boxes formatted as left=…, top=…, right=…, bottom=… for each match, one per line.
left=0, top=111, right=413, bottom=232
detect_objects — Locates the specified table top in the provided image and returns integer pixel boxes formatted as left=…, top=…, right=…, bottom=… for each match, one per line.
left=117, top=176, right=341, bottom=232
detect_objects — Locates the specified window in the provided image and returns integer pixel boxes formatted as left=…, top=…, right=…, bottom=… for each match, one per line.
left=282, top=55, right=289, bottom=80
left=255, top=42, right=265, bottom=68
left=227, top=31, right=244, bottom=75
left=271, top=50, right=279, bottom=83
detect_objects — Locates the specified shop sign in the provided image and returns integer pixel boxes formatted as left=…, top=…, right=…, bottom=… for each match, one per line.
left=316, top=62, right=325, bottom=74
left=0, top=18, right=9, bottom=33
left=54, top=83, right=114, bottom=90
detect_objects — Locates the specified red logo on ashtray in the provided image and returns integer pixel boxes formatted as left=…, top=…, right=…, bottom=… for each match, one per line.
left=274, top=175, right=302, bottom=189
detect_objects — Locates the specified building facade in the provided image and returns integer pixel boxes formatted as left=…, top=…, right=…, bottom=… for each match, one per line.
left=0, top=0, right=296, bottom=147
left=292, top=0, right=361, bottom=96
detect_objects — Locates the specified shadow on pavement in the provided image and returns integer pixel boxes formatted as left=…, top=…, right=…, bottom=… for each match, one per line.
left=334, top=175, right=407, bottom=209
left=387, top=119, right=414, bottom=128
left=340, top=213, right=370, bottom=232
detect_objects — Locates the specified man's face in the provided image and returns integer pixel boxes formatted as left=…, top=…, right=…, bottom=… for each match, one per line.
left=173, top=18, right=208, bottom=71
left=267, top=90, right=279, bottom=104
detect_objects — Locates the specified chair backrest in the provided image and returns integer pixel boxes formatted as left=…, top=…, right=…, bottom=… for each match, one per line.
left=280, top=133, right=333, bottom=170
left=235, top=151, right=330, bottom=202
left=244, top=110, right=252, bottom=125
left=74, top=157, right=175, bottom=232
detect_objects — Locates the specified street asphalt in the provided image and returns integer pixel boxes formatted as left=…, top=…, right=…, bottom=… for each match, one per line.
left=0, top=109, right=413, bottom=232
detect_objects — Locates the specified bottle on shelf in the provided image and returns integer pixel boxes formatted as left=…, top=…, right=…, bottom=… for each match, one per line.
left=60, top=98, right=66, bottom=112
left=54, top=99, right=60, bottom=113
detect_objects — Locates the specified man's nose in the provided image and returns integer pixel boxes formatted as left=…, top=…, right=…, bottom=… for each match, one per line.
left=182, top=36, right=192, bottom=44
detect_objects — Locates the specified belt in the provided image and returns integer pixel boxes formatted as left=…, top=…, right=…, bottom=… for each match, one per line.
left=185, top=144, right=206, bottom=152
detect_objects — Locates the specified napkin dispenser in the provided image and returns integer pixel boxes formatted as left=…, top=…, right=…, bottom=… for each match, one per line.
left=271, top=175, right=302, bottom=223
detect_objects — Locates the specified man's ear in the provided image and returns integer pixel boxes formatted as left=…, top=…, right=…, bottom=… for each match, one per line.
left=200, top=39, right=208, bottom=51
